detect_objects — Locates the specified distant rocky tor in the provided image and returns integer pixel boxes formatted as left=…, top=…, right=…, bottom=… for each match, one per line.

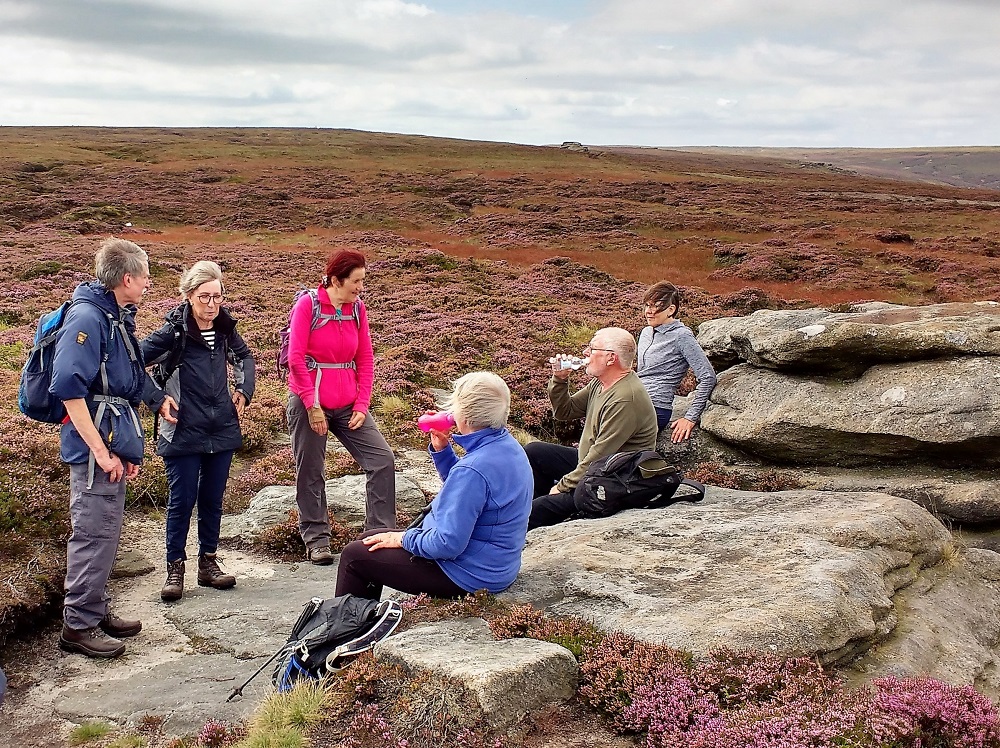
left=687, top=300, right=1000, bottom=526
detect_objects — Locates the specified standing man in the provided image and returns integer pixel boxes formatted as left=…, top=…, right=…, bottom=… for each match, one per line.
left=50, top=238, right=153, bottom=658
left=525, top=327, right=658, bottom=529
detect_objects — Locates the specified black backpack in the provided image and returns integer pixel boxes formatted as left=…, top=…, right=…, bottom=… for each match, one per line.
left=271, top=595, right=402, bottom=692
left=573, top=450, right=705, bottom=518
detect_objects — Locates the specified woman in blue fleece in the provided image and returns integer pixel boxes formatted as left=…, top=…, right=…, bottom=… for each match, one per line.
left=335, top=372, right=533, bottom=600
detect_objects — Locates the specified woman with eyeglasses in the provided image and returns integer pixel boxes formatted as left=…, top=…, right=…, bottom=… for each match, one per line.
left=637, top=281, right=717, bottom=443
left=141, top=261, right=256, bottom=602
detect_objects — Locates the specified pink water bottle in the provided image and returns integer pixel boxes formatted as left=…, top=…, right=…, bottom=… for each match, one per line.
left=417, top=411, right=456, bottom=432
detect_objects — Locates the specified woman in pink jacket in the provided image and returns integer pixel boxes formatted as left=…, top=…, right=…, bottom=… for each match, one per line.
left=286, top=249, right=396, bottom=565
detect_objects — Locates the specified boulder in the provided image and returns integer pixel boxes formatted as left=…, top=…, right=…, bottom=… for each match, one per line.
left=374, top=618, right=578, bottom=728
left=847, top=549, right=1000, bottom=700
left=698, top=301, right=1000, bottom=375
left=699, top=358, right=1000, bottom=467
left=507, top=487, right=952, bottom=666
left=219, top=473, right=425, bottom=540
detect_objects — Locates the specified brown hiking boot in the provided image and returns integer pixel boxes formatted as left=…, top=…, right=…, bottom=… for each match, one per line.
left=99, top=612, right=142, bottom=638
left=197, top=553, right=236, bottom=589
left=161, top=560, right=184, bottom=602
left=308, top=546, right=334, bottom=565
left=59, top=624, right=126, bottom=659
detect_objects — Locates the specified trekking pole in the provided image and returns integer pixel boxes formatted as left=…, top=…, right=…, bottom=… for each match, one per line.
left=226, top=646, right=288, bottom=702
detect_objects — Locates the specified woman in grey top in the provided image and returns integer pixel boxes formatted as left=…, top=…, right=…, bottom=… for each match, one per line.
left=636, top=282, right=717, bottom=443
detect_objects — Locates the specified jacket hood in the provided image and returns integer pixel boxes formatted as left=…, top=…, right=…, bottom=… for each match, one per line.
left=72, top=280, right=122, bottom=316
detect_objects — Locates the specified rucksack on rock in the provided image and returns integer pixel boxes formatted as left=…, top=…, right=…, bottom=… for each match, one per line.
left=276, top=289, right=360, bottom=380
left=573, top=450, right=705, bottom=518
left=272, top=595, right=402, bottom=692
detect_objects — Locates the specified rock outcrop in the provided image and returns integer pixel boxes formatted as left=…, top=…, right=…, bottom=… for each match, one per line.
left=691, top=302, right=1000, bottom=522
left=220, top=473, right=425, bottom=540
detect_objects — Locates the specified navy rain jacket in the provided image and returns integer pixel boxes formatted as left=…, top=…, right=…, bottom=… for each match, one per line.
left=50, top=281, right=147, bottom=465
left=141, top=302, right=256, bottom=457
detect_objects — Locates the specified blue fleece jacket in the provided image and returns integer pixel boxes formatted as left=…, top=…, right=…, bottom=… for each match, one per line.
left=49, top=281, right=146, bottom=465
left=402, top=427, right=533, bottom=593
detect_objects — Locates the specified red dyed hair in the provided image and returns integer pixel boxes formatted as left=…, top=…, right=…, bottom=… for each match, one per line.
left=324, top=249, right=366, bottom=285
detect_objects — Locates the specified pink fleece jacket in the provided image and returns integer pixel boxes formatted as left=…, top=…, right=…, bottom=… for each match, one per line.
left=286, top=286, right=374, bottom=413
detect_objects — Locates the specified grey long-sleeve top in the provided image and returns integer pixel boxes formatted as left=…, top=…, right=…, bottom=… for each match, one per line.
left=636, top=319, right=717, bottom=422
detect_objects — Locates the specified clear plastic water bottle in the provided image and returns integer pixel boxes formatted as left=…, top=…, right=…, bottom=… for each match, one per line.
left=417, top=411, right=456, bottom=432
left=550, top=355, right=588, bottom=370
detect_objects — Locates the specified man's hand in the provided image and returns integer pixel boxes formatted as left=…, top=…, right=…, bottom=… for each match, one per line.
left=549, top=355, right=573, bottom=381
left=362, top=531, right=405, bottom=551
left=159, top=395, right=179, bottom=424
left=670, top=417, right=697, bottom=443
left=96, top=450, right=125, bottom=482
left=348, top=410, right=366, bottom=430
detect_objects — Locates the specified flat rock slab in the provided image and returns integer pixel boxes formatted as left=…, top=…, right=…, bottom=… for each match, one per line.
left=375, top=618, right=578, bottom=728
left=507, top=488, right=951, bottom=666
left=55, top=655, right=269, bottom=736
left=698, top=301, right=1000, bottom=375
left=53, top=557, right=341, bottom=735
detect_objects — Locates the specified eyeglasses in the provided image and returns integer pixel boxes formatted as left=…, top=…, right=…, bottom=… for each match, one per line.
left=195, top=293, right=225, bottom=305
left=582, top=345, right=615, bottom=356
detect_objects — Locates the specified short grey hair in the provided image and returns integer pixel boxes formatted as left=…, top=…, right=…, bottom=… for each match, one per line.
left=179, top=260, right=225, bottom=297
left=595, top=327, right=637, bottom=369
left=94, top=238, right=148, bottom=289
left=445, top=371, right=511, bottom=431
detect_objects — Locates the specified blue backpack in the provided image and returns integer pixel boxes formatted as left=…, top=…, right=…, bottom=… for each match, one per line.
left=18, top=300, right=136, bottom=424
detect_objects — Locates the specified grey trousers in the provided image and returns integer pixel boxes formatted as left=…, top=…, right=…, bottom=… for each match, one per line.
left=287, top=394, right=397, bottom=547
left=64, top=462, right=126, bottom=630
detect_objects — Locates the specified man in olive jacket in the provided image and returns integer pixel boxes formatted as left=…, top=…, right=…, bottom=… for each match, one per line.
left=524, top=327, right=658, bottom=529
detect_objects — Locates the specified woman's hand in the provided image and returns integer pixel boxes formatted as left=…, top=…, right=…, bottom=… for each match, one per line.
left=232, top=391, right=247, bottom=419
left=159, top=396, right=179, bottom=424
left=428, top=429, right=450, bottom=453
left=348, top=410, right=366, bottom=430
left=670, top=417, right=697, bottom=443
left=362, top=531, right=404, bottom=551
left=308, top=405, right=328, bottom=436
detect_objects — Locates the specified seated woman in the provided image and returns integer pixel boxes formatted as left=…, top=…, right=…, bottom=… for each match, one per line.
left=636, top=281, right=717, bottom=443
left=335, top=372, right=534, bottom=601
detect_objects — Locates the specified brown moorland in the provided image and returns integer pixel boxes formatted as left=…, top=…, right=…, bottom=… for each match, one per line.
left=1, top=127, right=999, bottom=647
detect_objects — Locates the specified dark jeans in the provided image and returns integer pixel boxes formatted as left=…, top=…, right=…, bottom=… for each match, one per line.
left=655, top=408, right=673, bottom=431
left=164, top=450, right=235, bottom=562
left=335, top=529, right=466, bottom=601
left=523, top=441, right=581, bottom=530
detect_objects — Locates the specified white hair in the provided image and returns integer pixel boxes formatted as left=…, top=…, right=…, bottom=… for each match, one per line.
left=445, top=371, right=511, bottom=431
left=595, top=327, right=637, bottom=369
left=179, top=260, right=225, bottom=297
left=94, top=237, right=147, bottom=289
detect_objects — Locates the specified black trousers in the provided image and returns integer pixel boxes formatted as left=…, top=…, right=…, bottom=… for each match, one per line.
left=335, top=529, right=466, bottom=601
left=523, top=441, right=580, bottom=530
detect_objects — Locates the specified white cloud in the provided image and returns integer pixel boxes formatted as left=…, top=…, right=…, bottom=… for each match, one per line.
left=0, top=0, right=999, bottom=146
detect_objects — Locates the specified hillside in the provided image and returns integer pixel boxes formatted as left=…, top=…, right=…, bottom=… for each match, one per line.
left=1, top=127, right=999, bottom=646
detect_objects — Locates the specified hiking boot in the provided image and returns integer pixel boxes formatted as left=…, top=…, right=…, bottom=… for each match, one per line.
left=59, top=625, right=126, bottom=659
left=161, top=560, right=184, bottom=602
left=308, top=546, right=334, bottom=566
left=99, top=612, right=142, bottom=638
left=197, top=553, right=236, bottom=590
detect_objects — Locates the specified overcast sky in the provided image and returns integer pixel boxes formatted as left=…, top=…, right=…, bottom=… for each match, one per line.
left=2, top=0, right=998, bottom=147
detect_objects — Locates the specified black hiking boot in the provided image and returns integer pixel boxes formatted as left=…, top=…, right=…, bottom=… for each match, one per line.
left=161, top=560, right=184, bottom=602
left=197, top=553, right=236, bottom=590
